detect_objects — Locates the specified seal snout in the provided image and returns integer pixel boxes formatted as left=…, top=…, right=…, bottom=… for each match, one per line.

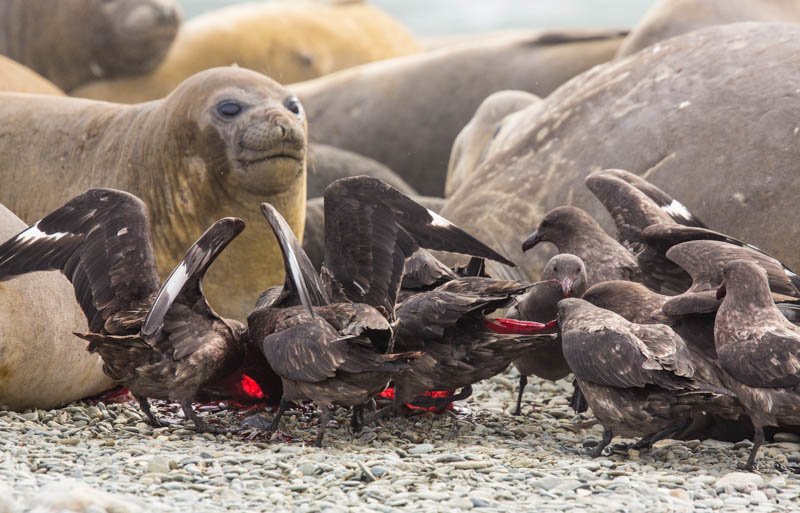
left=120, top=1, right=181, bottom=35
left=237, top=108, right=306, bottom=165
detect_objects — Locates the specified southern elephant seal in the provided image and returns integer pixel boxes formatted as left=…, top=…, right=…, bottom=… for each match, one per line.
left=307, top=144, right=416, bottom=199
left=439, top=23, right=800, bottom=281
left=0, top=203, right=113, bottom=411
left=72, top=1, right=420, bottom=103
left=0, top=55, right=64, bottom=95
left=292, top=29, right=626, bottom=196
left=0, top=0, right=180, bottom=92
left=445, top=90, right=540, bottom=197
left=616, top=0, right=800, bottom=58
left=0, top=67, right=307, bottom=321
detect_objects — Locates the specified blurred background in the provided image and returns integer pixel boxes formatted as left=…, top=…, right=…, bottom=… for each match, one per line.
left=182, top=0, right=658, bottom=34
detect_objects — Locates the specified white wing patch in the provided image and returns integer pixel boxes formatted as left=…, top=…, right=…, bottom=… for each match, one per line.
left=662, top=200, right=693, bottom=222
left=353, top=280, right=367, bottom=295
left=16, top=221, right=70, bottom=244
left=161, top=260, right=189, bottom=305
left=428, top=209, right=454, bottom=228
left=117, top=227, right=129, bottom=237
left=284, top=239, right=308, bottom=300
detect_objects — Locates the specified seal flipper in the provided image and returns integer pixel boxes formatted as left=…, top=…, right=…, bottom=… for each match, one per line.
left=142, top=217, right=245, bottom=337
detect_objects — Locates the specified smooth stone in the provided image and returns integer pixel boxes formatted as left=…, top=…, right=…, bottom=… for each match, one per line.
left=749, top=490, right=768, bottom=505
left=298, top=463, right=316, bottom=477
left=470, top=498, right=491, bottom=508
left=670, top=489, right=690, bottom=502
left=765, top=477, right=786, bottom=489
left=714, top=472, right=764, bottom=493
left=450, top=497, right=474, bottom=510
left=773, top=432, right=800, bottom=443
left=407, top=444, right=434, bottom=455
left=724, top=497, right=751, bottom=507
left=146, top=457, right=171, bottom=475
left=532, top=477, right=561, bottom=491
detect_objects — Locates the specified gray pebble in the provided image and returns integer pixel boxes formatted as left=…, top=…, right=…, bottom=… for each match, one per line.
left=407, top=443, right=434, bottom=455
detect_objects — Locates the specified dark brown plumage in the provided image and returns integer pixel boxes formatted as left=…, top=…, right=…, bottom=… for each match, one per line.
left=522, top=206, right=641, bottom=287
left=663, top=239, right=800, bottom=318
left=584, top=169, right=705, bottom=294
left=0, top=189, right=247, bottom=433
left=249, top=176, right=516, bottom=445
left=523, top=169, right=710, bottom=294
left=585, top=169, right=707, bottom=230
left=558, top=298, right=740, bottom=456
left=580, top=279, right=763, bottom=443
left=249, top=203, right=412, bottom=446
left=655, top=229, right=800, bottom=298
left=508, top=253, right=588, bottom=415
left=321, top=176, right=514, bottom=321
left=389, top=277, right=557, bottom=410
left=715, top=260, right=800, bottom=470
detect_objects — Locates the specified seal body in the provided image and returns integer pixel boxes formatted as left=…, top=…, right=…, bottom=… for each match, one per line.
left=0, top=203, right=113, bottom=411
left=0, top=55, right=64, bottom=95
left=439, top=23, right=800, bottom=280
left=72, top=1, right=419, bottom=103
left=0, top=0, right=180, bottom=92
left=0, top=67, right=307, bottom=321
left=445, top=90, right=540, bottom=197
left=293, top=29, right=625, bottom=196
left=307, top=143, right=416, bottom=199
left=616, top=0, right=800, bottom=58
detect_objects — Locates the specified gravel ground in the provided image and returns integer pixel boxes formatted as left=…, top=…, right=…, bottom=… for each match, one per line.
left=2, top=371, right=799, bottom=513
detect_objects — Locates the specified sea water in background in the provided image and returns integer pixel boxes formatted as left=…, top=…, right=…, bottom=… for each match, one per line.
left=180, top=0, right=657, bottom=34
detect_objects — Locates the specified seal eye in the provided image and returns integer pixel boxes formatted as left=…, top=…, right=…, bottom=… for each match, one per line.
left=284, top=96, right=303, bottom=118
left=217, top=100, right=242, bottom=118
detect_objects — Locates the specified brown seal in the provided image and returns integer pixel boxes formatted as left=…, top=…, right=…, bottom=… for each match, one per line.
left=293, top=29, right=626, bottom=196
left=616, top=0, right=800, bottom=58
left=445, top=90, right=540, bottom=197
left=0, top=203, right=113, bottom=411
left=439, top=23, right=800, bottom=280
left=307, top=143, right=416, bottom=199
left=0, top=55, right=64, bottom=95
left=72, top=1, right=419, bottom=103
left=0, top=66, right=307, bottom=321
left=0, top=0, right=180, bottom=92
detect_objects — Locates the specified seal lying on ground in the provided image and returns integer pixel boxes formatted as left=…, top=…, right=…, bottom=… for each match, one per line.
left=445, top=90, right=540, bottom=197
left=307, top=144, right=416, bottom=199
left=0, top=0, right=180, bottom=92
left=293, top=29, right=626, bottom=196
left=0, top=55, right=64, bottom=95
left=0, top=66, right=307, bottom=321
left=439, top=23, right=800, bottom=280
left=72, top=1, right=419, bottom=103
left=616, top=0, right=800, bottom=58
left=0, top=203, right=113, bottom=411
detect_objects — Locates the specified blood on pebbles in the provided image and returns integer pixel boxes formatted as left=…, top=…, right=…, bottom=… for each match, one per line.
left=1, top=371, right=799, bottom=512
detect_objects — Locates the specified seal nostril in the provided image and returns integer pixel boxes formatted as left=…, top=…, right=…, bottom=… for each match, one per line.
left=159, top=5, right=177, bottom=24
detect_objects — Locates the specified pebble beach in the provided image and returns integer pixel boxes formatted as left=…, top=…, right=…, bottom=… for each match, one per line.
left=3, top=371, right=799, bottom=513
